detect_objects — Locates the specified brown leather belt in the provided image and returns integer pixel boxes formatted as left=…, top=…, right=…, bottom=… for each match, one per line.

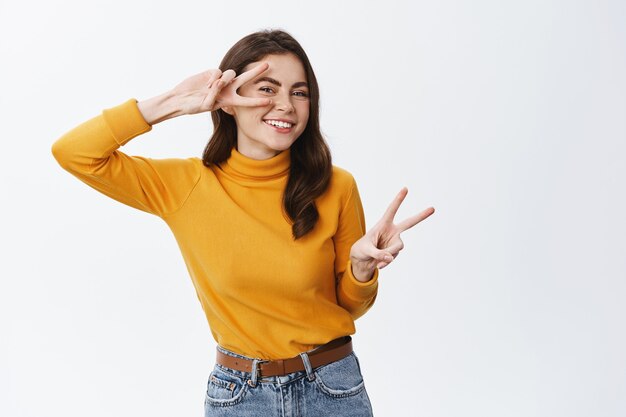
left=215, top=336, right=353, bottom=377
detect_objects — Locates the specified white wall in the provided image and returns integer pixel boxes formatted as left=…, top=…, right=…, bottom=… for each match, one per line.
left=1, top=0, right=624, bottom=416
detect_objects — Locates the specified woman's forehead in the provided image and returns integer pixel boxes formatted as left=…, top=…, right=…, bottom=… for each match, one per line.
left=243, top=53, right=306, bottom=80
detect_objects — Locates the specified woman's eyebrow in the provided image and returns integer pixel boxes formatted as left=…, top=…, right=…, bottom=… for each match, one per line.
left=253, top=76, right=308, bottom=88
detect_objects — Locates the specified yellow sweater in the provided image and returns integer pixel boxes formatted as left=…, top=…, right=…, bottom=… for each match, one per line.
left=51, top=98, right=379, bottom=360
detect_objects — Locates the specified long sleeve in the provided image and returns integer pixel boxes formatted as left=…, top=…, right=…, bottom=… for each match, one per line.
left=333, top=176, right=379, bottom=320
left=51, top=98, right=379, bottom=359
left=51, top=99, right=201, bottom=217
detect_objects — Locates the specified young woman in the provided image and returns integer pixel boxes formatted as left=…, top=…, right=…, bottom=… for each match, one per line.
left=51, top=29, right=434, bottom=416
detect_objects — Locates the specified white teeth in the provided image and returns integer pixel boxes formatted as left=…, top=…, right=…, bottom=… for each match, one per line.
left=264, top=120, right=292, bottom=128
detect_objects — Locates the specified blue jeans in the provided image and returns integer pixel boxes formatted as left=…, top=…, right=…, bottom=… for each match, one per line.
left=204, top=343, right=374, bottom=416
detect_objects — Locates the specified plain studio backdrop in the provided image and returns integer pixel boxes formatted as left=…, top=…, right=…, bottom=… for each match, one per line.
left=1, top=1, right=624, bottom=416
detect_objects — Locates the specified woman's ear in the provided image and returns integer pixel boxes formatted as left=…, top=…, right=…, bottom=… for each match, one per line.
left=222, top=106, right=234, bottom=116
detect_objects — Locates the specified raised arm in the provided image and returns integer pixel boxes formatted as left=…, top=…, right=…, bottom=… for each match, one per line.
left=50, top=98, right=201, bottom=217
left=51, top=62, right=276, bottom=217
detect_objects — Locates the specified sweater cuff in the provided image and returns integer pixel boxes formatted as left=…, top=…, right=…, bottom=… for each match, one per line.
left=102, top=98, right=152, bottom=146
left=340, top=259, right=379, bottom=300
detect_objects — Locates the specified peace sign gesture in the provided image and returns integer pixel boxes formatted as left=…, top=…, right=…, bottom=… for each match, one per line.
left=349, top=187, right=435, bottom=282
left=171, top=61, right=273, bottom=115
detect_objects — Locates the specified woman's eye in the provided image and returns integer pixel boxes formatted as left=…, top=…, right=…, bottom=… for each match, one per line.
left=293, top=91, right=309, bottom=97
left=259, top=86, right=274, bottom=94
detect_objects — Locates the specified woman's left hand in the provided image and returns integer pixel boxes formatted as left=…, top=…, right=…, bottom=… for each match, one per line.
left=349, top=187, right=435, bottom=282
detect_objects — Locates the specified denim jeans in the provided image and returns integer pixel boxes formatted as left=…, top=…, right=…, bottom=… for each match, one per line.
left=204, top=343, right=374, bottom=416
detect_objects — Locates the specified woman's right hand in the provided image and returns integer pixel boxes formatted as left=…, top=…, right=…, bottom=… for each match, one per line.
left=137, top=62, right=272, bottom=125
left=171, top=62, right=273, bottom=115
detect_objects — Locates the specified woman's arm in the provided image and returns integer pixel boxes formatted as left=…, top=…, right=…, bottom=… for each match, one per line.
left=51, top=63, right=274, bottom=217
left=136, top=91, right=186, bottom=126
left=51, top=98, right=201, bottom=217
left=333, top=175, right=380, bottom=320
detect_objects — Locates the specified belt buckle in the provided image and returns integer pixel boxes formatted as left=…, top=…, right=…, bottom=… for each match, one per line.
left=256, top=357, right=289, bottom=378
left=247, top=358, right=271, bottom=387
left=254, top=358, right=271, bottom=378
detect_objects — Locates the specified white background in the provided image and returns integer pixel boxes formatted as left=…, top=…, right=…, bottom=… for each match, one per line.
left=1, top=1, right=625, bottom=416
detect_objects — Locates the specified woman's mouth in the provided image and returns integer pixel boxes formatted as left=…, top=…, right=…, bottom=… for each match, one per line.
left=263, top=119, right=294, bottom=133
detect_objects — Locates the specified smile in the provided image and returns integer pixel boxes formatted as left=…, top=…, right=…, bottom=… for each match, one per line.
left=263, top=120, right=293, bottom=129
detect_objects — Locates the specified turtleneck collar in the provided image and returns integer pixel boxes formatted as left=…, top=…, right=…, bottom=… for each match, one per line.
left=219, top=146, right=291, bottom=180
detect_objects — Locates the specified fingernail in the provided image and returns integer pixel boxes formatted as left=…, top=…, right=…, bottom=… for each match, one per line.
left=384, top=255, right=393, bottom=262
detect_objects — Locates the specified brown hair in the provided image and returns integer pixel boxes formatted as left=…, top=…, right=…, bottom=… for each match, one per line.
left=202, top=29, right=332, bottom=240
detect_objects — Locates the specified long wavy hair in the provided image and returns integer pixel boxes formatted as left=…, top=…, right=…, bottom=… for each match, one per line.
left=202, top=29, right=332, bottom=240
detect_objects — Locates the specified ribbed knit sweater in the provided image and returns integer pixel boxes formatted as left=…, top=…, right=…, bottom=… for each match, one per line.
left=51, top=98, right=379, bottom=360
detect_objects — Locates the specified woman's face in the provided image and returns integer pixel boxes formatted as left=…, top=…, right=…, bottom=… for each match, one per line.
left=226, top=53, right=310, bottom=160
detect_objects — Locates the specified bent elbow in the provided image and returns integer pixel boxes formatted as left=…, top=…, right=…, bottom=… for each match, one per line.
left=51, top=138, right=71, bottom=169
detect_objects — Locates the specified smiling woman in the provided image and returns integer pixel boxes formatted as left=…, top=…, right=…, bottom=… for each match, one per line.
left=51, top=27, right=434, bottom=417
left=221, top=53, right=311, bottom=159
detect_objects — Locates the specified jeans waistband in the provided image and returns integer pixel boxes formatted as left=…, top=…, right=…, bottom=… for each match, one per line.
left=215, top=337, right=352, bottom=385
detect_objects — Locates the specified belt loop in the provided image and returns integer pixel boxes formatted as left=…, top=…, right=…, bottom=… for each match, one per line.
left=249, top=358, right=259, bottom=387
left=299, top=352, right=316, bottom=381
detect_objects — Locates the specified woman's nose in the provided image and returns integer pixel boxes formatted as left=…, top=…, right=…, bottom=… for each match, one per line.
left=273, top=94, right=295, bottom=112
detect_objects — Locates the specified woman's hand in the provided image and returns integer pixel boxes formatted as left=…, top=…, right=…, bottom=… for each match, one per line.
left=137, top=62, right=273, bottom=125
left=172, top=61, right=273, bottom=115
left=349, top=187, right=435, bottom=282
